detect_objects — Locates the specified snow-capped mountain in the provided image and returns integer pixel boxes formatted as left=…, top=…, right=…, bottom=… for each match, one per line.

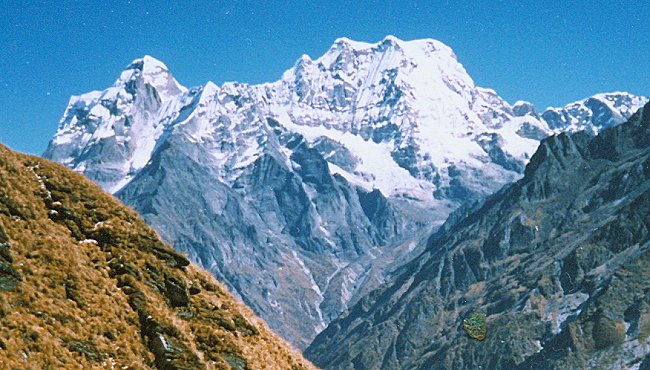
left=264, top=36, right=542, bottom=203
left=44, top=56, right=187, bottom=193
left=43, top=36, right=648, bottom=348
left=541, top=92, right=648, bottom=134
left=45, top=37, right=647, bottom=203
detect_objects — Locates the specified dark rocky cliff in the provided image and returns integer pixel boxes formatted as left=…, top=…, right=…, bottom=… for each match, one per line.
left=306, top=104, right=650, bottom=369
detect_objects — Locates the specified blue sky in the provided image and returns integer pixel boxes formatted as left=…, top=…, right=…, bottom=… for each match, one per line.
left=1, top=0, right=648, bottom=154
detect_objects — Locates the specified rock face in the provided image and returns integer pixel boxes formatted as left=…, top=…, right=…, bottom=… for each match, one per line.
left=43, top=36, right=648, bottom=347
left=305, top=103, right=650, bottom=369
left=115, top=126, right=424, bottom=347
left=0, top=144, right=314, bottom=369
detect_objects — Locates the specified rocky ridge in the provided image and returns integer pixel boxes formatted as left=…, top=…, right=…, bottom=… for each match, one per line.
left=305, top=103, right=650, bottom=369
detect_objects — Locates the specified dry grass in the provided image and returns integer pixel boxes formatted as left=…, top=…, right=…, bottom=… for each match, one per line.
left=0, top=144, right=316, bottom=369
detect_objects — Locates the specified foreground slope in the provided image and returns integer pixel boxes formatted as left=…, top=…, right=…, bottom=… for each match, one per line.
left=0, top=144, right=313, bottom=369
left=306, top=104, right=650, bottom=369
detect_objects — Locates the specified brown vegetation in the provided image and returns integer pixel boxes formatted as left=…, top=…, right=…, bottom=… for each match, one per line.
left=0, top=144, right=316, bottom=369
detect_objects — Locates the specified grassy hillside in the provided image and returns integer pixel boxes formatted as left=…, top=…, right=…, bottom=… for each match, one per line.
left=0, top=144, right=315, bottom=369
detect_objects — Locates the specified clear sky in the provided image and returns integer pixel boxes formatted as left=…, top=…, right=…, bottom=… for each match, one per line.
left=1, top=0, right=648, bottom=155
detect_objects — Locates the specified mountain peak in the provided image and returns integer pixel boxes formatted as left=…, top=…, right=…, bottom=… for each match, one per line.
left=541, top=92, right=648, bottom=132
left=126, top=55, right=170, bottom=73
left=382, top=34, right=401, bottom=44
left=512, top=100, right=539, bottom=117
left=375, top=34, right=404, bottom=50
left=328, top=35, right=451, bottom=56
left=118, top=55, right=186, bottom=99
left=332, top=36, right=374, bottom=50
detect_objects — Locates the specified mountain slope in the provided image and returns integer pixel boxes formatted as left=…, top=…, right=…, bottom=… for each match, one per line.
left=113, top=114, right=424, bottom=348
left=305, top=103, right=650, bottom=369
left=0, top=144, right=314, bottom=369
left=43, top=37, right=648, bottom=348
